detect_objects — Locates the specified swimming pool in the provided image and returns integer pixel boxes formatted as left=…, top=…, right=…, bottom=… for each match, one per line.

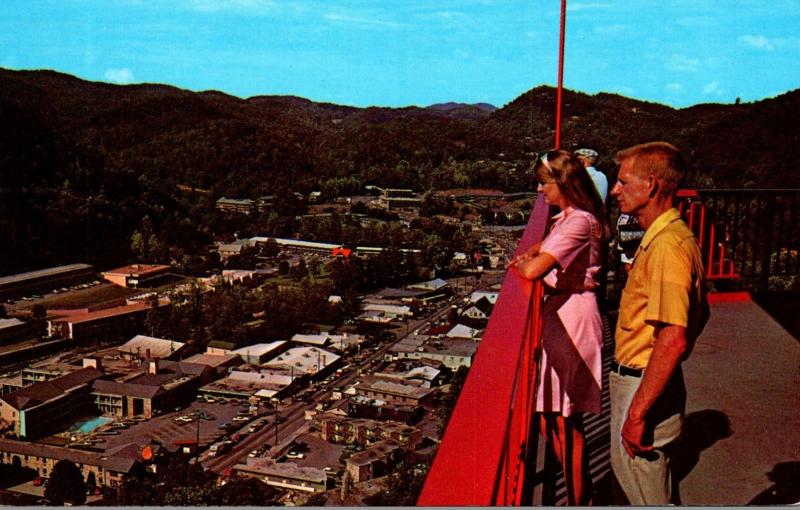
left=67, top=415, right=113, bottom=434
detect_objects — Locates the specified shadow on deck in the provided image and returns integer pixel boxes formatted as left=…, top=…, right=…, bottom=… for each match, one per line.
left=539, top=294, right=800, bottom=505
left=545, top=296, right=800, bottom=505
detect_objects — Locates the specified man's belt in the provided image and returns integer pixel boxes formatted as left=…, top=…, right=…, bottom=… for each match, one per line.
left=611, top=360, right=643, bottom=378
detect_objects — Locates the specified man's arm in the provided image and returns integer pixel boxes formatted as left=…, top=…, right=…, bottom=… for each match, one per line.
left=621, top=323, right=688, bottom=458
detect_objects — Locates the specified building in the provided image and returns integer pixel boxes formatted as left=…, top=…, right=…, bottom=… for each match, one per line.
left=354, top=376, right=434, bottom=407
left=345, top=438, right=405, bottom=483
left=314, top=413, right=422, bottom=449
left=0, top=318, right=30, bottom=345
left=251, top=237, right=340, bottom=257
left=389, top=337, right=478, bottom=370
left=461, top=297, right=495, bottom=321
left=102, top=264, right=171, bottom=288
left=199, top=369, right=298, bottom=401
left=0, top=367, right=104, bottom=439
left=216, top=197, right=255, bottom=215
left=231, top=341, right=288, bottom=365
left=91, top=359, right=210, bottom=418
left=0, top=264, right=95, bottom=301
left=360, top=303, right=412, bottom=319
left=346, top=395, right=423, bottom=424
left=47, top=301, right=169, bottom=344
left=182, top=352, right=242, bottom=375
left=374, top=189, right=422, bottom=211
left=0, top=439, right=141, bottom=487
left=117, top=335, right=188, bottom=362
left=445, top=324, right=482, bottom=340
left=263, top=346, right=341, bottom=378
left=234, top=458, right=327, bottom=493
left=290, top=333, right=330, bottom=348
left=469, top=290, right=499, bottom=305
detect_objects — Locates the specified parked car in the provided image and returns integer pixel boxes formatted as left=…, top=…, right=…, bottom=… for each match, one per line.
left=286, top=451, right=305, bottom=459
left=248, top=449, right=259, bottom=458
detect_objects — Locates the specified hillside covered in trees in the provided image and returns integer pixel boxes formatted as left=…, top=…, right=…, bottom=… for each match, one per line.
left=1, top=68, right=798, bottom=275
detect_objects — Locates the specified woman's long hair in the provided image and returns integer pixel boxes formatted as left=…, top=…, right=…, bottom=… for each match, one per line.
left=535, top=148, right=611, bottom=241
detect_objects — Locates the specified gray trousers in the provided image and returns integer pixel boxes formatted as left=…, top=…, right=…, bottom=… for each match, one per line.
left=609, top=370, right=685, bottom=505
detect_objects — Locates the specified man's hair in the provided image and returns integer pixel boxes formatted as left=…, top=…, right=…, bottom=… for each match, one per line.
left=614, top=141, right=687, bottom=197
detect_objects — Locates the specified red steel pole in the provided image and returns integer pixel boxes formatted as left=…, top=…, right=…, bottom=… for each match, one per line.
left=555, top=0, right=567, bottom=148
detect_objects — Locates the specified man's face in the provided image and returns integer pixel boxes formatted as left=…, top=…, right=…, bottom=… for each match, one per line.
left=611, top=159, right=650, bottom=215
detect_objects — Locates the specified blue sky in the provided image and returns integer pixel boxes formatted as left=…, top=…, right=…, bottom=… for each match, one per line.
left=2, top=1, right=799, bottom=108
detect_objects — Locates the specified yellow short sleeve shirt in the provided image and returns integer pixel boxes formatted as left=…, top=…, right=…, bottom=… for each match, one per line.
left=614, top=208, right=707, bottom=369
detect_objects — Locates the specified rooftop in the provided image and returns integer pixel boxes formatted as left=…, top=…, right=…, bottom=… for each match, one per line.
left=118, top=335, right=185, bottom=359
left=102, top=263, right=170, bottom=277
left=0, top=263, right=94, bottom=287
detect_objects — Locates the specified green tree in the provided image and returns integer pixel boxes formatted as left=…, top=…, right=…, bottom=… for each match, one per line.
left=215, top=475, right=280, bottom=505
left=31, top=304, right=47, bottom=338
left=44, top=459, right=87, bottom=505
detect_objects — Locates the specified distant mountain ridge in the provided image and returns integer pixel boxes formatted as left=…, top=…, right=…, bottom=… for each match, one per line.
left=1, top=67, right=799, bottom=194
left=1, top=67, right=798, bottom=276
left=428, top=101, right=497, bottom=112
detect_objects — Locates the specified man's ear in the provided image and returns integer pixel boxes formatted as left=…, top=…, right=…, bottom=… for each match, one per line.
left=648, top=175, right=659, bottom=198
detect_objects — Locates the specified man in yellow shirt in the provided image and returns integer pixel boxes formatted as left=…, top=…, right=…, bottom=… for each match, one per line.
left=608, top=142, right=709, bottom=504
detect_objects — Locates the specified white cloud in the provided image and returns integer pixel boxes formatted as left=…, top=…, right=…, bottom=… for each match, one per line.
left=739, top=34, right=775, bottom=51
left=703, top=81, right=724, bottom=96
left=436, top=11, right=466, bottom=20
left=104, top=68, right=136, bottom=84
left=593, top=24, right=627, bottom=36
left=188, top=0, right=277, bottom=12
left=323, top=12, right=407, bottom=29
left=567, top=3, right=613, bottom=11
left=676, top=16, right=714, bottom=28
left=665, top=83, right=683, bottom=93
left=665, top=54, right=699, bottom=72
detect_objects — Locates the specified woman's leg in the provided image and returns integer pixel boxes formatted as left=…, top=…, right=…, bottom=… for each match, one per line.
left=541, top=413, right=593, bottom=505
left=539, top=413, right=564, bottom=459
left=557, top=414, right=593, bottom=506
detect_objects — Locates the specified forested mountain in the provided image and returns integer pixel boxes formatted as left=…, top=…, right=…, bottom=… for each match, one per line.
left=1, top=68, right=798, bottom=274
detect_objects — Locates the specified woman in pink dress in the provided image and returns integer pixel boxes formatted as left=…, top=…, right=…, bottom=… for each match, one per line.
left=510, top=149, right=609, bottom=505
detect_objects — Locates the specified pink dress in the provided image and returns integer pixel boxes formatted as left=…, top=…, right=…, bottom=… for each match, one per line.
left=535, top=207, right=603, bottom=416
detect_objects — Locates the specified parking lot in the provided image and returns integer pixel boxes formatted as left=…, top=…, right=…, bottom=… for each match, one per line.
left=74, top=400, right=258, bottom=453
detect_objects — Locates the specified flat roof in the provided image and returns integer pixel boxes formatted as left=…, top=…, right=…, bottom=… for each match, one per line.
left=291, top=334, right=329, bottom=346
left=183, top=353, right=240, bottom=368
left=0, top=318, right=26, bottom=330
left=0, top=438, right=137, bottom=473
left=0, top=263, right=93, bottom=286
left=102, top=264, right=170, bottom=277
left=265, top=346, right=340, bottom=374
left=235, top=458, right=326, bottom=483
left=118, top=335, right=185, bottom=359
left=50, top=301, right=153, bottom=325
left=232, top=341, right=286, bottom=358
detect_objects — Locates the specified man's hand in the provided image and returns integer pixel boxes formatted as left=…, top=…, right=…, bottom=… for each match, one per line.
left=621, top=414, right=654, bottom=458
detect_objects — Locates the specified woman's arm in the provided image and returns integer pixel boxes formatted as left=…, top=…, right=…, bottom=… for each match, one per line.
left=512, top=251, right=557, bottom=280
left=508, top=242, right=542, bottom=268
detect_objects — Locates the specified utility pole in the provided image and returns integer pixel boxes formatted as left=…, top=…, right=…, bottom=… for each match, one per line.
left=271, top=398, right=279, bottom=446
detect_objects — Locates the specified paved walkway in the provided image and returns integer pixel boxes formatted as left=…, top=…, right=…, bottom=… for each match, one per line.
left=680, top=297, right=800, bottom=505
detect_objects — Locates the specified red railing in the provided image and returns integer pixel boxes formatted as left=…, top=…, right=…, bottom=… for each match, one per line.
left=417, top=196, right=550, bottom=505
left=677, top=190, right=739, bottom=281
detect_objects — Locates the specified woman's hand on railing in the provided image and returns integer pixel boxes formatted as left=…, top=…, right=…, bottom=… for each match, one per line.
left=508, top=242, right=542, bottom=270
left=510, top=252, right=558, bottom=281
